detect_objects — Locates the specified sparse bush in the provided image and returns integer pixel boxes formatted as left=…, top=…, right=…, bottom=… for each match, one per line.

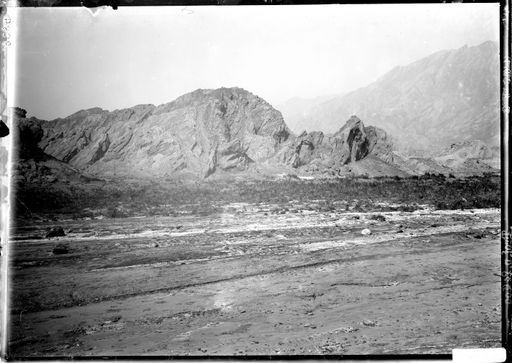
left=369, top=214, right=386, bottom=222
left=435, top=173, right=446, bottom=181
left=52, top=243, right=69, bottom=255
left=435, top=200, right=447, bottom=210
left=104, top=206, right=127, bottom=218
left=397, top=204, right=418, bottom=212
left=16, top=170, right=500, bottom=219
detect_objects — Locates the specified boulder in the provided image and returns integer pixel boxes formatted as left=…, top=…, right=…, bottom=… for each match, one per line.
left=361, top=228, right=372, bottom=235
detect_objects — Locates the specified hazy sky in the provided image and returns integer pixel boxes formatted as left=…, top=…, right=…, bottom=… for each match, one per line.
left=9, top=4, right=499, bottom=119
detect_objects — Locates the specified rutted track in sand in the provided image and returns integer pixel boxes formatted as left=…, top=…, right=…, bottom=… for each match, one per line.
left=8, top=207, right=501, bottom=356
left=41, top=219, right=499, bottom=306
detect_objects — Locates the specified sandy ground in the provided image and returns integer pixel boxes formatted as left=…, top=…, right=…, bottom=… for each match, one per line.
left=7, top=206, right=501, bottom=356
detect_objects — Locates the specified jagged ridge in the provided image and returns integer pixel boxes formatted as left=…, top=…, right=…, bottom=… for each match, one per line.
left=25, top=87, right=394, bottom=179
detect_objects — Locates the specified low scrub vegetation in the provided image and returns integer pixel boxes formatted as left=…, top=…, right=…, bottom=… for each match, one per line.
left=14, top=173, right=501, bottom=220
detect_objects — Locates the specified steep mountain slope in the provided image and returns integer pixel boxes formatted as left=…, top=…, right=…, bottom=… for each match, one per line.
left=279, top=41, right=500, bottom=155
left=39, top=88, right=292, bottom=178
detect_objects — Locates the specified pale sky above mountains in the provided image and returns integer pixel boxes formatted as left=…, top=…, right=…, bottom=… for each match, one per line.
left=9, top=3, right=499, bottom=120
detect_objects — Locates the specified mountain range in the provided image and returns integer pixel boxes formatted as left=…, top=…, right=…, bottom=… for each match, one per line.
left=13, top=41, right=500, bottom=184
left=279, top=41, right=500, bottom=156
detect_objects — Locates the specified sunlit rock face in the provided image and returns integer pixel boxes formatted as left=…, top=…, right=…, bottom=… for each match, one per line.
left=38, top=87, right=292, bottom=178
left=33, top=83, right=397, bottom=179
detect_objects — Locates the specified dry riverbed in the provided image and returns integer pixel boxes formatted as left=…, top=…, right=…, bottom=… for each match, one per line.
left=8, top=205, right=501, bottom=356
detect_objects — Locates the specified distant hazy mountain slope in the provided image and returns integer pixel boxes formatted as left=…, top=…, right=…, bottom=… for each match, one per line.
left=283, top=41, right=500, bottom=155
left=277, top=94, right=340, bottom=134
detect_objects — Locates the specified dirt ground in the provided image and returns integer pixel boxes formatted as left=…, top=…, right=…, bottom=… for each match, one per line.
left=7, top=205, right=501, bottom=356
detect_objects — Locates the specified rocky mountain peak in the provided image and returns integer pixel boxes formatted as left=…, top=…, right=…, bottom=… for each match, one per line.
left=64, top=107, right=105, bottom=120
left=333, top=115, right=364, bottom=137
left=344, top=115, right=363, bottom=128
left=36, top=87, right=292, bottom=178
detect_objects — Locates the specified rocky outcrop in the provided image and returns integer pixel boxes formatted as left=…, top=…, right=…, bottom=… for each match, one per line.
left=277, top=116, right=394, bottom=173
left=387, top=139, right=500, bottom=176
left=15, top=117, right=45, bottom=160
left=38, top=87, right=292, bottom=178
left=364, top=126, right=394, bottom=163
left=434, top=140, right=499, bottom=171
left=330, top=116, right=370, bottom=164
left=11, top=108, right=89, bottom=185
left=10, top=107, right=27, bottom=119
